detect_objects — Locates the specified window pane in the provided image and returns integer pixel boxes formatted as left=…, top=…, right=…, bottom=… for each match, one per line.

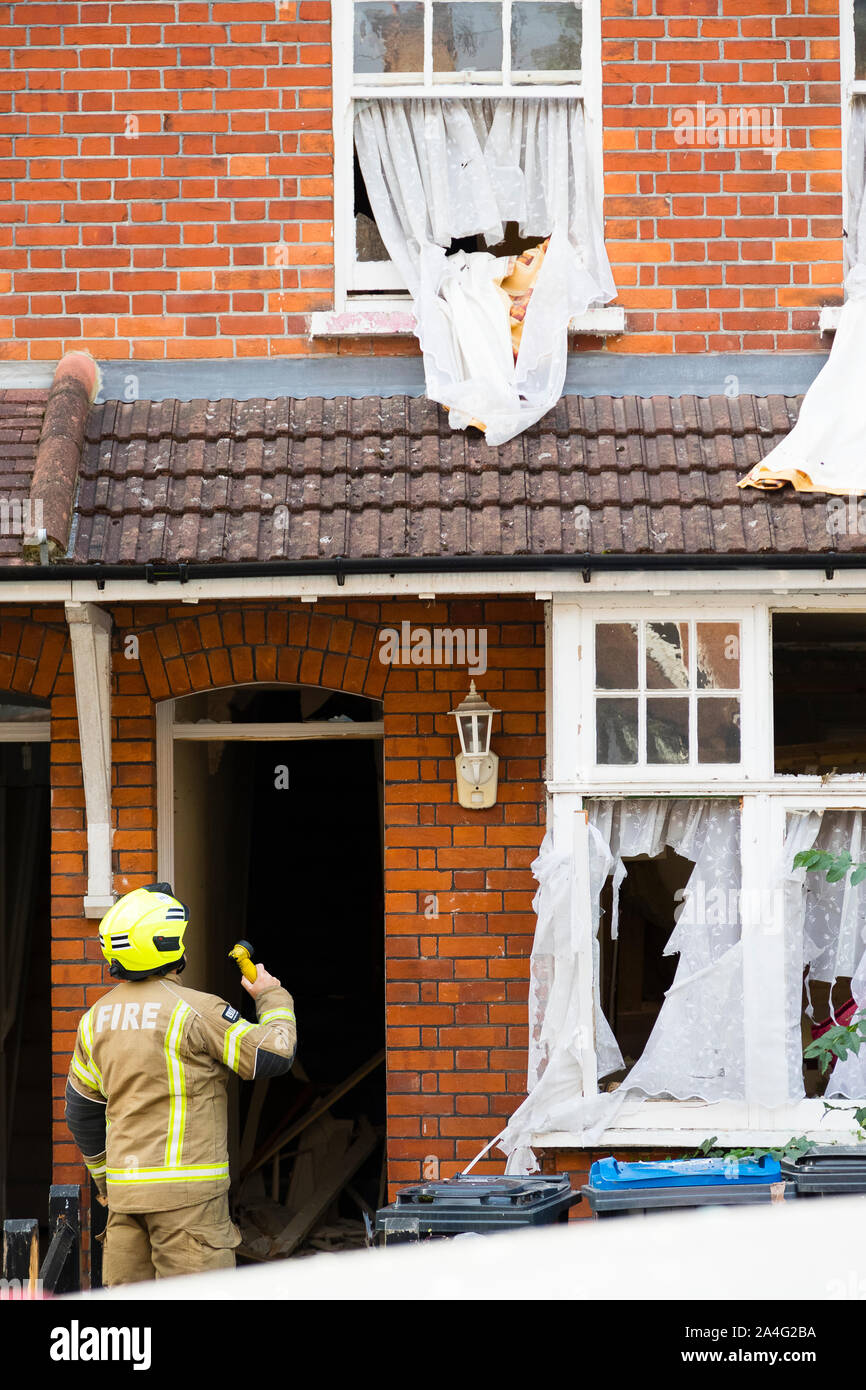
left=511, top=1, right=582, bottom=71
left=646, top=698, right=689, bottom=763
left=596, top=698, right=638, bottom=764
left=354, top=2, right=425, bottom=74
left=433, top=2, right=503, bottom=72
left=595, top=623, right=638, bottom=690
left=645, top=622, right=689, bottom=690
left=698, top=697, right=741, bottom=764
left=696, top=622, right=740, bottom=689
left=857, top=0, right=866, bottom=81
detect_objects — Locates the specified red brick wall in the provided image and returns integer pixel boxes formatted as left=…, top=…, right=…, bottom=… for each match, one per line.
left=603, top=0, right=843, bottom=353
left=1, top=1, right=843, bottom=363
left=0, top=599, right=544, bottom=1202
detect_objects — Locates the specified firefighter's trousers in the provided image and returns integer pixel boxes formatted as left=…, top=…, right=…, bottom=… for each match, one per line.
left=102, top=1193, right=242, bottom=1285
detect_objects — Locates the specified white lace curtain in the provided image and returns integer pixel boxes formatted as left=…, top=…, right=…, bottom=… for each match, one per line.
left=783, top=808, right=866, bottom=1100
left=739, top=101, right=866, bottom=492
left=500, top=799, right=743, bottom=1172
left=354, top=97, right=616, bottom=446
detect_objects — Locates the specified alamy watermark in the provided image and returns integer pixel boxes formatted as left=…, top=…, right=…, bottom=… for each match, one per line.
left=0, top=496, right=43, bottom=538
left=378, top=621, right=487, bottom=677
left=826, top=495, right=866, bottom=537
left=673, top=102, right=782, bottom=152
left=50, top=1320, right=152, bottom=1371
left=0, top=1276, right=43, bottom=1300
left=675, top=882, right=784, bottom=932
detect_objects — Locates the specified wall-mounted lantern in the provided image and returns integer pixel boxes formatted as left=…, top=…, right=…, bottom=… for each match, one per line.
left=450, top=681, right=499, bottom=809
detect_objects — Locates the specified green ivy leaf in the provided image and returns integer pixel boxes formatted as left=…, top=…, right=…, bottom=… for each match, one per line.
left=804, top=1022, right=862, bottom=1073
left=793, top=850, right=822, bottom=869
left=827, top=864, right=851, bottom=883
left=852, top=865, right=866, bottom=887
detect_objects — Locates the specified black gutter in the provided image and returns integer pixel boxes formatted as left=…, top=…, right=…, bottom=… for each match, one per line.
left=1, top=552, right=866, bottom=586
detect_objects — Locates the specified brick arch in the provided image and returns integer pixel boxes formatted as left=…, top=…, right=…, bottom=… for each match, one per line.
left=0, top=616, right=66, bottom=700
left=132, top=605, right=389, bottom=703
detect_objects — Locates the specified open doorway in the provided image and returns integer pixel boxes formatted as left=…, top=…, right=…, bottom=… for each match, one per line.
left=163, top=684, right=385, bottom=1257
left=0, top=694, right=51, bottom=1227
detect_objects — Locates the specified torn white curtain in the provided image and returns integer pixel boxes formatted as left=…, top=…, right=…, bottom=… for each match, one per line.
left=739, top=101, right=866, bottom=494
left=783, top=808, right=866, bottom=1101
left=353, top=98, right=616, bottom=446
left=500, top=800, right=743, bottom=1172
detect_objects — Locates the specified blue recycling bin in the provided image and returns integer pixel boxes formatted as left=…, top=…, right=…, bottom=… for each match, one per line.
left=582, top=1155, right=792, bottom=1218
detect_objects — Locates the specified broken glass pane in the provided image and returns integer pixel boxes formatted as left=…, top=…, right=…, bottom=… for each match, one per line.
left=698, top=697, right=740, bottom=764
left=511, top=2, right=582, bottom=72
left=646, top=698, right=689, bottom=764
left=354, top=2, right=425, bottom=74
left=596, top=698, right=638, bottom=764
left=645, top=621, right=689, bottom=690
left=356, top=212, right=389, bottom=261
left=595, top=622, right=638, bottom=690
left=696, top=622, right=740, bottom=689
left=433, top=3, right=503, bottom=72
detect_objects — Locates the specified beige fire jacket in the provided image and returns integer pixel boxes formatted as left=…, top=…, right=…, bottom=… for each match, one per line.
left=65, top=972, right=296, bottom=1212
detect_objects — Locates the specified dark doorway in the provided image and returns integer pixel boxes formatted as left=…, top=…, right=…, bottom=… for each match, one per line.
left=170, top=683, right=385, bottom=1256
left=0, top=740, right=51, bottom=1225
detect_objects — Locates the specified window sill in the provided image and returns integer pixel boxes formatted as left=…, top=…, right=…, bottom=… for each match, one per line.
left=819, top=305, right=843, bottom=334
left=309, top=302, right=626, bottom=338
left=532, top=1097, right=866, bottom=1149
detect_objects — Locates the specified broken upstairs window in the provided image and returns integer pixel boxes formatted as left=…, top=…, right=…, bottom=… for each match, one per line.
left=773, top=613, right=866, bottom=775
left=347, top=1, right=614, bottom=444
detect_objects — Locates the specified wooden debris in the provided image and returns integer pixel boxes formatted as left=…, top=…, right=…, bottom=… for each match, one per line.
left=243, top=1049, right=384, bottom=1180
left=269, top=1118, right=379, bottom=1260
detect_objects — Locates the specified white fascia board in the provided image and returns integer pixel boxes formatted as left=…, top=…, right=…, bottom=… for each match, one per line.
left=1, top=567, right=866, bottom=606
left=66, top=602, right=114, bottom=918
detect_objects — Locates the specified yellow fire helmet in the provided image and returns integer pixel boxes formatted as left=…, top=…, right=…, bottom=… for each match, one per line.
left=98, top=883, right=189, bottom=980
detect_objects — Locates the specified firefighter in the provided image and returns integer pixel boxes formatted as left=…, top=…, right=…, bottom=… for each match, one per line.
left=64, top=883, right=296, bottom=1285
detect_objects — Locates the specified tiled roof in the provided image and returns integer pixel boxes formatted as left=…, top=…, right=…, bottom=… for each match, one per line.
left=0, top=390, right=49, bottom=565
left=72, top=393, right=845, bottom=565
left=1, top=388, right=861, bottom=567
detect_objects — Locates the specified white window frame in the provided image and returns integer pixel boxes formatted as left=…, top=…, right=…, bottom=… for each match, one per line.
left=589, top=612, right=748, bottom=784
left=322, top=1, right=620, bottom=336
left=542, top=591, right=866, bottom=1148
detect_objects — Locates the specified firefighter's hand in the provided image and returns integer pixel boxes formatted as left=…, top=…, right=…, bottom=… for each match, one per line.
left=242, top=964, right=281, bottom=999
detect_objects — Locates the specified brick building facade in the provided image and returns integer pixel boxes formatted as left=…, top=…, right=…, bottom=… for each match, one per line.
left=1, top=0, right=844, bottom=363
left=1, top=0, right=864, bottom=1271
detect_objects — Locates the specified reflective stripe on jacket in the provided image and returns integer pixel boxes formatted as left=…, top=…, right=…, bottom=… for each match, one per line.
left=65, top=973, right=296, bottom=1212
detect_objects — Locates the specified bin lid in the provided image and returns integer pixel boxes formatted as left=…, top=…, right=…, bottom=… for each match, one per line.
left=588, top=1155, right=782, bottom=1190
left=782, top=1146, right=866, bottom=1175
left=393, top=1175, right=572, bottom=1209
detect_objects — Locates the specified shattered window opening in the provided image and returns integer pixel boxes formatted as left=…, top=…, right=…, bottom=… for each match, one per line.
left=773, top=613, right=866, bottom=776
